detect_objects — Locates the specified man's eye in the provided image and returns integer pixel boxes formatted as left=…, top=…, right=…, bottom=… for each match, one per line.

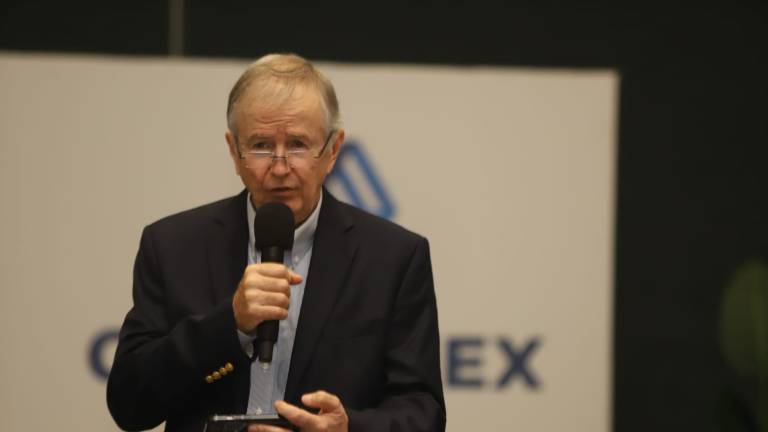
left=250, top=141, right=272, bottom=151
left=289, top=139, right=309, bottom=151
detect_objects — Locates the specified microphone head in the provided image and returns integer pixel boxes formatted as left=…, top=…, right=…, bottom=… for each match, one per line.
left=253, top=202, right=295, bottom=251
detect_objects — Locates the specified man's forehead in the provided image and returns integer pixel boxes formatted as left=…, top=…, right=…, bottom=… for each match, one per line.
left=234, top=87, right=326, bottom=137
left=237, top=111, right=320, bottom=138
left=243, top=126, right=314, bottom=141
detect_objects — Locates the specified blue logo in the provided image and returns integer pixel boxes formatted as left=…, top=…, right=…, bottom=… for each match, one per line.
left=446, top=336, right=542, bottom=390
left=325, top=140, right=395, bottom=219
left=89, top=329, right=119, bottom=380
left=89, top=330, right=543, bottom=390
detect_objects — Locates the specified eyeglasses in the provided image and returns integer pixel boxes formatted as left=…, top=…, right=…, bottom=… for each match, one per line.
left=237, top=130, right=336, bottom=169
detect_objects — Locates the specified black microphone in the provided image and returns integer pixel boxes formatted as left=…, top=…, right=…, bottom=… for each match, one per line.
left=253, top=202, right=295, bottom=366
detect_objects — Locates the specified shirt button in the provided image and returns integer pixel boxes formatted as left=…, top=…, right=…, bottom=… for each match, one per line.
left=293, top=256, right=299, bottom=264
left=256, top=407, right=263, bottom=415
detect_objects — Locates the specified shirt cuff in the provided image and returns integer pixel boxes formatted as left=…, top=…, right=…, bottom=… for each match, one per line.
left=237, top=329, right=256, bottom=358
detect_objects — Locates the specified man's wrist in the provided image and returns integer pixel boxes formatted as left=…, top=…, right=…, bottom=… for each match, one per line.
left=236, top=328, right=256, bottom=358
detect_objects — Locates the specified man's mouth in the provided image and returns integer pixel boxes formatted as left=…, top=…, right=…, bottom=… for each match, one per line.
left=270, top=187, right=294, bottom=194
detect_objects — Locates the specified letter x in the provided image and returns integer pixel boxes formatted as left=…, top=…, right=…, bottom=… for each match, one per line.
left=497, top=337, right=541, bottom=389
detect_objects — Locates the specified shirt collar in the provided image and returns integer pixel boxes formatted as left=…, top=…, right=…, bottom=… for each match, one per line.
left=247, top=192, right=322, bottom=262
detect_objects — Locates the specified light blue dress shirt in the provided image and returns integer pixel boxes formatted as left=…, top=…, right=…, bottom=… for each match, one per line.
left=236, top=193, right=321, bottom=415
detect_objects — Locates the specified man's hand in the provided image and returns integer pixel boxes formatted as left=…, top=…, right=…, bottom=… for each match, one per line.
left=247, top=391, right=349, bottom=432
left=233, top=263, right=302, bottom=334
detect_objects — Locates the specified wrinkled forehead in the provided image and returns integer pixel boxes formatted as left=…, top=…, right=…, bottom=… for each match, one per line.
left=232, top=80, right=329, bottom=140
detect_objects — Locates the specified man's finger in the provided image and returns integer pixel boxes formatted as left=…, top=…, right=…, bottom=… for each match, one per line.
left=250, top=278, right=291, bottom=295
left=249, top=263, right=290, bottom=278
left=301, top=390, right=342, bottom=412
left=246, top=264, right=302, bottom=285
left=252, top=305, right=289, bottom=321
left=248, top=290, right=290, bottom=308
left=288, top=271, right=303, bottom=285
left=275, top=400, right=321, bottom=429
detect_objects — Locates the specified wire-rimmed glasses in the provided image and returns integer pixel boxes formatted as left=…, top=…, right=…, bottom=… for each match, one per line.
left=237, top=130, right=336, bottom=169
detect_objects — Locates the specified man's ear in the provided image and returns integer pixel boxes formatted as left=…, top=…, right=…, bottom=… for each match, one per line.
left=225, top=131, right=241, bottom=176
left=325, top=129, right=345, bottom=175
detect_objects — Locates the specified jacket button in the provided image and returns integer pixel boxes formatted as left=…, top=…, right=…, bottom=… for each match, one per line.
left=205, top=375, right=214, bottom=384
left=212, top=371, right=221, bottom=380
left=219, top=367, right=228, bottom=376
left=225, top=362, right=234, bottom=372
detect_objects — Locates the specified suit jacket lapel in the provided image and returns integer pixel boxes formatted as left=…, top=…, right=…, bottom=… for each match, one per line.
left=285, top=190, right=358, bottom=402
left=208, top=189, right=249, bottom=305
left=207, top=190, right=250, bottom=411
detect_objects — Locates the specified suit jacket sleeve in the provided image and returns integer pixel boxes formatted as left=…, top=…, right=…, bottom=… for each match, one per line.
left=346, top=236, right=446, bottom=431
left=106, top=225, right=247, bottom=431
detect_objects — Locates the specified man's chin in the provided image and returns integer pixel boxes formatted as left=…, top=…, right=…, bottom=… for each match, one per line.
left=266, top=195, right=302, bottom=220
left=254, top=190, right=315, bottom=224
left=252, top=191, right=297, bottom=210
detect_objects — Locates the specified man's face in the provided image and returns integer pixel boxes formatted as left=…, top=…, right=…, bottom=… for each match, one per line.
left=225, top=84, right=343, bottom=225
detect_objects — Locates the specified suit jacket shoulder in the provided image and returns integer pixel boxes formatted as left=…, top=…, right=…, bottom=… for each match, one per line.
left=330, top=195, right=426, bottom=250
left=146, top=191, right=246, bottom=240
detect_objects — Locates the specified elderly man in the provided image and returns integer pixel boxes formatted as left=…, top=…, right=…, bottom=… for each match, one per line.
left=107, top=53, right=445, bottom=432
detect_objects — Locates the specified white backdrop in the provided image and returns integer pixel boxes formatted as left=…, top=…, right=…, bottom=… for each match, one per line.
left=0, top=53, right=617, bottom=431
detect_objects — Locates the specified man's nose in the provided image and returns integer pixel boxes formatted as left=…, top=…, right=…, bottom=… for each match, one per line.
left=269, top=156, right=291, bottom=176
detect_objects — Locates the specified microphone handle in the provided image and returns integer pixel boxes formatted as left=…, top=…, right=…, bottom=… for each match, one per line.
left=261, top=246, right=284, bottom=264
left=255, top=246, right=285, bottom=363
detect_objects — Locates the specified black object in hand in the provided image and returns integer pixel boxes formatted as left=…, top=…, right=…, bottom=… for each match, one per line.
left=253, top=202, right=295, bottom=363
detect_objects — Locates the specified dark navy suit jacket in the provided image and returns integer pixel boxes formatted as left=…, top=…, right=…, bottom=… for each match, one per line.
left=107, top=189, right=446, bottom=431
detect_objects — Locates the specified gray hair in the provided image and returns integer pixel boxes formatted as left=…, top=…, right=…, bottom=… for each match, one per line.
left=226, top=53, right=341, bottom=136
